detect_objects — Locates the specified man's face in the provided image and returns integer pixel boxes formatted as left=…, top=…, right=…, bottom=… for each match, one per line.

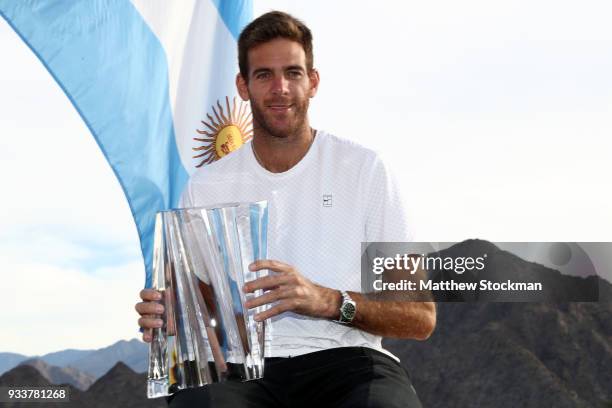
left=237, top=38, right=319, bottom=138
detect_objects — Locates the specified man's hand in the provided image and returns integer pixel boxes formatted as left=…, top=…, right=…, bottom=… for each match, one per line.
left=244, top=260, right=341, bottom=322
left=135, top=289, right=164, bottom=342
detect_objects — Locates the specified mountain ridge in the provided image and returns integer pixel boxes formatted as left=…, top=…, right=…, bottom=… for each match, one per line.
left=18, top=358, right=95, bottom=390
left=0, top=339, right=148, bottom=379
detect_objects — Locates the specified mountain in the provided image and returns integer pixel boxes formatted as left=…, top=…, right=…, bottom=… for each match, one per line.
left=0, top=362, right=165, bottom=408
left=383, top=240, right=612, bottom=408
left=0, top=364, right=84, bottom=408
left=0, top=339, right=148, bottom=380
left=38, top=349, right=93, bottom=367
left=385, top=302, right=612, bottom=408
left=68, top=339, right=148, bottom=378
left=0, top=364, right=53, bottom=387
left=85, top=362, right=166, bottom=408
left=0, top=353, right=28, bottom=376
left=426, top=239, right=612, bottom=302
left=19, top=358, right=95, bottom=390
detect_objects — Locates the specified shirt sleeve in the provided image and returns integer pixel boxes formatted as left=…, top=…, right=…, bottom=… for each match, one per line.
left=363, top=154, right=413, bottom=243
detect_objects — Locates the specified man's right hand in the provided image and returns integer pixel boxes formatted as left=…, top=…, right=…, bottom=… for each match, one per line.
left=135, top=289, right=164, bottom=343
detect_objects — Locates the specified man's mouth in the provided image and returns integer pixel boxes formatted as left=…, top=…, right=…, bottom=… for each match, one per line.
left=266, top=103, right=293, bottom=112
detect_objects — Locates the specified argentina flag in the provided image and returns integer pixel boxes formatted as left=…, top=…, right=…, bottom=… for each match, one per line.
left=0, top=0, right=253, bottom=286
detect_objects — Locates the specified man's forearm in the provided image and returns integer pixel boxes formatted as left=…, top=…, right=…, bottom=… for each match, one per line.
left=347, top=291, right=436, bottom=340
left=316, top=280, right=436, bottom=340
left=318, top=285, right=436, bottom=340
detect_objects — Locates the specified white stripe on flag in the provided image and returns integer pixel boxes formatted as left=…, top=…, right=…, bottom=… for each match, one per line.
left=132, top=0, right=245, bottom=175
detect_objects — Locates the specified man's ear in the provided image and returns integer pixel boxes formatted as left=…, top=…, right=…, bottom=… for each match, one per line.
left=236, top=73, right=249, bottom=101
left=308, top=68, right=320, bottom=98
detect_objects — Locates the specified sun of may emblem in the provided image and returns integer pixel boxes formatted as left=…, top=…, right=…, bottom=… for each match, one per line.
left=193, top=96, right=253, bottom=167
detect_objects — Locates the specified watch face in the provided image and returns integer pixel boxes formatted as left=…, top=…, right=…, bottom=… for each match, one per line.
left=342, top=303, right=356, bottom=321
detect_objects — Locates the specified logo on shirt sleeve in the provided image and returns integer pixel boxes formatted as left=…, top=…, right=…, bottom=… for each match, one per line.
left=323, top=194, right=333, bottom=207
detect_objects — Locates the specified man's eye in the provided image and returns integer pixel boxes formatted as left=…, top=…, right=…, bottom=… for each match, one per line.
left=255, top=72, right=270, bottom=80
left=287, top=71, right=302, bottom=79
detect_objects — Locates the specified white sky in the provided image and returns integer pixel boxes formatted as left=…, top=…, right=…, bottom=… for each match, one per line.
left=1, top=0, right=611, bottom=355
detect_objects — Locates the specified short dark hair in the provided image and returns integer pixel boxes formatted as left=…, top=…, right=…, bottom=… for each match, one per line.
left=238, top=11, right=313, bottom=79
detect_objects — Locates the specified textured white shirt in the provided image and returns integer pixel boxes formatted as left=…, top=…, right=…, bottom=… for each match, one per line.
left=180, top=130, right=412, bottom=358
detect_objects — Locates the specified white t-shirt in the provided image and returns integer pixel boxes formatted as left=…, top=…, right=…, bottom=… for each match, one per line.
left=180, top=130, right=412, bottom=358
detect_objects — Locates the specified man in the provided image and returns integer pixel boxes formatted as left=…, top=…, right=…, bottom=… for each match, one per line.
left=136, top=11, right=435, bottom=407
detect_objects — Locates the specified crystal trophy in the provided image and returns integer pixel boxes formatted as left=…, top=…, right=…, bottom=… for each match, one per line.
left=147, top=201, right=269, bottom=398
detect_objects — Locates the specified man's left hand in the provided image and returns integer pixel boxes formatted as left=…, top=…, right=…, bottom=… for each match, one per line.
left=244, top=260, right=340, bottom=322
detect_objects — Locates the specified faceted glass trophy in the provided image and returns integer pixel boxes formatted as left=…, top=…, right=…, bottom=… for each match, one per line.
left=147, top=201, right=269, bottom=398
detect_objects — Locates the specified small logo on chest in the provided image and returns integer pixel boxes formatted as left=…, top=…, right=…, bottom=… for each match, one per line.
left=323, top=194, right=333, bottom=207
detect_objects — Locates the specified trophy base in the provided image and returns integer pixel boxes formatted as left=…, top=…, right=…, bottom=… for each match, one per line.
left=147, top=377, right=170, bottom=399
left=146, top=361, right=264, bottom=399
left=242, top=361, right=264, bottom=381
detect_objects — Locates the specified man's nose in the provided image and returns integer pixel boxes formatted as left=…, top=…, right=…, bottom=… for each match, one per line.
left=270, top=75, right=289, bottom=95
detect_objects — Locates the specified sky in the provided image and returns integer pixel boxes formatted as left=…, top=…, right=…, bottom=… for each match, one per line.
left=1, top=0, right=611, bottom=356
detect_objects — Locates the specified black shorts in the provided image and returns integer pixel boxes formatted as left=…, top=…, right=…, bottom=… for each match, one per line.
left=167, top=346, right=423, bottom=408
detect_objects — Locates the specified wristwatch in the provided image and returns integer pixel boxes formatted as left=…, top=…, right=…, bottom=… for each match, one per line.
left=336, top=291, right=357, bottom=324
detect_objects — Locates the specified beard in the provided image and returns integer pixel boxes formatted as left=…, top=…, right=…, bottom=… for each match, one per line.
left=250, top=96, right=310, bottom=139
